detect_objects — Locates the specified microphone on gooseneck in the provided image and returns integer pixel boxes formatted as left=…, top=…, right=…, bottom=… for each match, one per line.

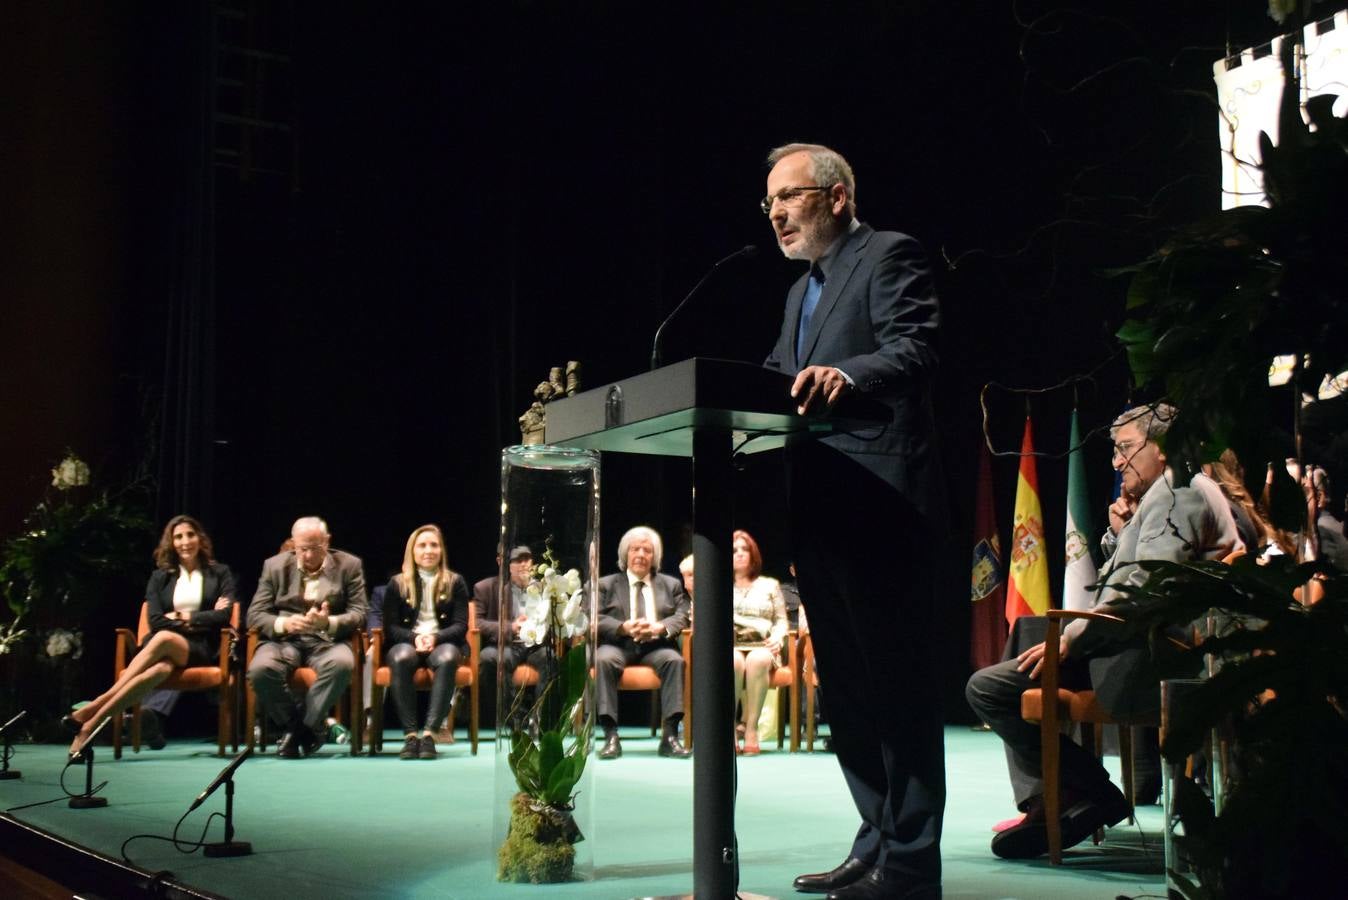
left=650, top=245, right=759, bottom=371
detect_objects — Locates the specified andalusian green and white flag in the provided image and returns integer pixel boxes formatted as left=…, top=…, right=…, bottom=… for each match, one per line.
left=1062, top=408, right=1097, bottom=611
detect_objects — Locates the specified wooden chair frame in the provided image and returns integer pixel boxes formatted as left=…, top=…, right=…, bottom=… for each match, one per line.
left=1022, top=609, right=1151, bottom=865
left=111, top=602, right=240, bottom=759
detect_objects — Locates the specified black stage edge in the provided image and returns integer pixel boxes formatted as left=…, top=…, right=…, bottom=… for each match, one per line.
left=0, top=814, right=227, bottom=899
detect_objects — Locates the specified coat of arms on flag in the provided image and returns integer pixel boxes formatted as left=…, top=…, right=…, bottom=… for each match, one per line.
left=971, top=534, right=1002, bottom=601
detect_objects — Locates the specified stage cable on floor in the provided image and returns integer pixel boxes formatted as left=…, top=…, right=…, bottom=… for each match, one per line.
left=4, top=754, right=110, bottom=813
left=120, top=808, right=225, bottom=863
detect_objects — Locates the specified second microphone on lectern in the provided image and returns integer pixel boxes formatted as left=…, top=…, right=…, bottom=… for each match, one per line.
left=650, top=245, right=758, bottom=370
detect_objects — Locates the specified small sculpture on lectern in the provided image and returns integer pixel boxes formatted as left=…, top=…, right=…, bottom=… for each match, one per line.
left=518, top=361, right=581, bottom=445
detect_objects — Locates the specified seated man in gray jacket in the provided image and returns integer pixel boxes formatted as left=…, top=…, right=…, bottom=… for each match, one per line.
left=247, top=516, right=367, bottom=758
left=966, top=403, right=1233, bottom=859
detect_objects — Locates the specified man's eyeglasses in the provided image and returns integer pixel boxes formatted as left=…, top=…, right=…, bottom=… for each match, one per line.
left=1112, top=439, right=1145, bottom=459
left=760, top=185, right=830, bottom=215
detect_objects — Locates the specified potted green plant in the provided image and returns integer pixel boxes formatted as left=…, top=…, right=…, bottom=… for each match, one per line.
left=0, top=452, right=151, bottom=737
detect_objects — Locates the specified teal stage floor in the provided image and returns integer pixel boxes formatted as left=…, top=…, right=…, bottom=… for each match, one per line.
left=1, top=727, right=1167, bottom=899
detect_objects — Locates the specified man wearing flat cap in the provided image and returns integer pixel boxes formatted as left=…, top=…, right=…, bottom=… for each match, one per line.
left=474, top=546, right=554, bottom=726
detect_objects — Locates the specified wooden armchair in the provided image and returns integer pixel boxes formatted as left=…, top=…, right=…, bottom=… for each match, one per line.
left=111, top=602, right=240, bottom=759
left=801, top=630, right=823, bottom=752
left=244, top=628, right=364, bottom=756
left=367, top=603, right=480, bottom=755
left=1019, top=609, right=1154, bottom=865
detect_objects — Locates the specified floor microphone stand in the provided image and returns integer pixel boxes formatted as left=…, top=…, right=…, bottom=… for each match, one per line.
left=68, top=744, right=108, bottom=809
left=203, top=777, right=251, bottom=857
left=0, top=710, right=23, bottom=780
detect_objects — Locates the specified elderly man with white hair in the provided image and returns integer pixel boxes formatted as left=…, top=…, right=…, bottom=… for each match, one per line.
left=247, top=516, right=368, bottom=758
left=595, top=525, right=692, bottom=759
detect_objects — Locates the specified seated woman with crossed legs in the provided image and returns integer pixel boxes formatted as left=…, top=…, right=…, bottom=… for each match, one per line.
left=731, top=529, right=788, bottom=756
left=67, top=515, right=236, bottom=754
left=381, top=524, right=469, bottom=760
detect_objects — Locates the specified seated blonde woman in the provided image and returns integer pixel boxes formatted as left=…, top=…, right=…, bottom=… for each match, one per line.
left=731, top=529, right=787, bottom=756
left=66, top=515, right=235, bottom=754
left=380, top=524, right=469, bottom=760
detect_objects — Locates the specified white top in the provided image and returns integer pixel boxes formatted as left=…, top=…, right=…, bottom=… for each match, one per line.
left=414, top=570, right=438, bottom=636
left=173, top=566, right=204, bottom=613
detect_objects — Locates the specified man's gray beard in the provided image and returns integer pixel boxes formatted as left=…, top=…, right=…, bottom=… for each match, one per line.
left=781, top=208, right=844, bottom=260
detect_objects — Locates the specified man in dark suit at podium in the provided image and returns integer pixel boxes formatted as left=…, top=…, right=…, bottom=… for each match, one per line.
left=762, top=143, right=946, bottom=900
left=595, top=525, right=693, bottom=759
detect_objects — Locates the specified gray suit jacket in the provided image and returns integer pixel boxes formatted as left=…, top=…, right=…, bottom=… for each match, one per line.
left=1065, top=476, right=1228, bottom=717
left=763, top=223, right=944, bottom=523
left=596, top=572, right=690, bottom=648
left=247, top=548, right=368, bottom=642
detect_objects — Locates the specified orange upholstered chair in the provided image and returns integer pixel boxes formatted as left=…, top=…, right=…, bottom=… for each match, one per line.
left=367, top=603, right=480, bottom=755
left=112, top=602, right=240, bottom=759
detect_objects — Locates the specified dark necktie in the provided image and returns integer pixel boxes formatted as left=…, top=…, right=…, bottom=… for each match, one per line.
left=796, top=264, right=825, bottom=362
left=632, top=581, right=646, bottom=622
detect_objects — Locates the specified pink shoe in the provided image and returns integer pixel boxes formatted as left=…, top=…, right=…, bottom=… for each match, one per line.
left=992, top=813, right=1027, bottom=833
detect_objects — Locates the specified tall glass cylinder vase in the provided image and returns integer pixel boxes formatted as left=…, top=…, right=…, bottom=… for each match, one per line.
left=493, top=445, right=599, bottom=884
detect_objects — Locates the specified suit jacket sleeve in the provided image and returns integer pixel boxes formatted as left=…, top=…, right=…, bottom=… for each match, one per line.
left=834, top=234, right=939, bottom=395
left=474, top=577, right=501, bottom=646
left=246, top=557, right=286, bottom=634
left=145, top=570, right=177, bottom=634
left=187, top=563, right=237, bottom=631
left=597, top=574, right=626, bottom=643
left=328, top=552, right=367, bottom=639
left=435, top=575, right=470, bottom=647
left=655, top=574, right=691, bottom=638
left=383, top=576, right=413, bottom=646
left=1066, top=485, right=1216, bottom=655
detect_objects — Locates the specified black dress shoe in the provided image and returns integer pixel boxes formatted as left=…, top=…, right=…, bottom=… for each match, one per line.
left=60, top=714, right=82, bottom=736
left=299, top=722, right=325, bottom=757
left=657, top=735, right=692, bottom=759
left=826, top=868, right=940, bottom=900
left=991, top=789, right=1131, bottom=859
left=277, top=729, right=303, bottom=759
left=598, top=733, right=622, bottom=759
left=794, top=857, right=871, bottom=893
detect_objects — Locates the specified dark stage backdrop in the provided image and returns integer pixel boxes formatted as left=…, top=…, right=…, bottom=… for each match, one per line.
left=3, top=2, right=1288, bottom=714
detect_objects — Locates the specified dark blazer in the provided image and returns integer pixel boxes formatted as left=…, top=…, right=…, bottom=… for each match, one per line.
left=382, top=572, right=469, bottom=649
left=764, top=223, right=945, bottom=524
left=596, top=571, right=690, bottom=649
left=246, top=548, right=367, bottom=641
left=473, top=575, right=516, bottom=647
left=145, top=562, right=237, bottom=634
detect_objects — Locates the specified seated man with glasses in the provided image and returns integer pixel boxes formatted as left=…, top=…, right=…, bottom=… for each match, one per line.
left=965, top=403, right=1235, bottom=860
left=247, top=516, right=368, bottom=758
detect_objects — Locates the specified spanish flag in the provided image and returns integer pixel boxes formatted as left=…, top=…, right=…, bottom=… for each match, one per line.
left=1006, top=416, right=1051, bottom=624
